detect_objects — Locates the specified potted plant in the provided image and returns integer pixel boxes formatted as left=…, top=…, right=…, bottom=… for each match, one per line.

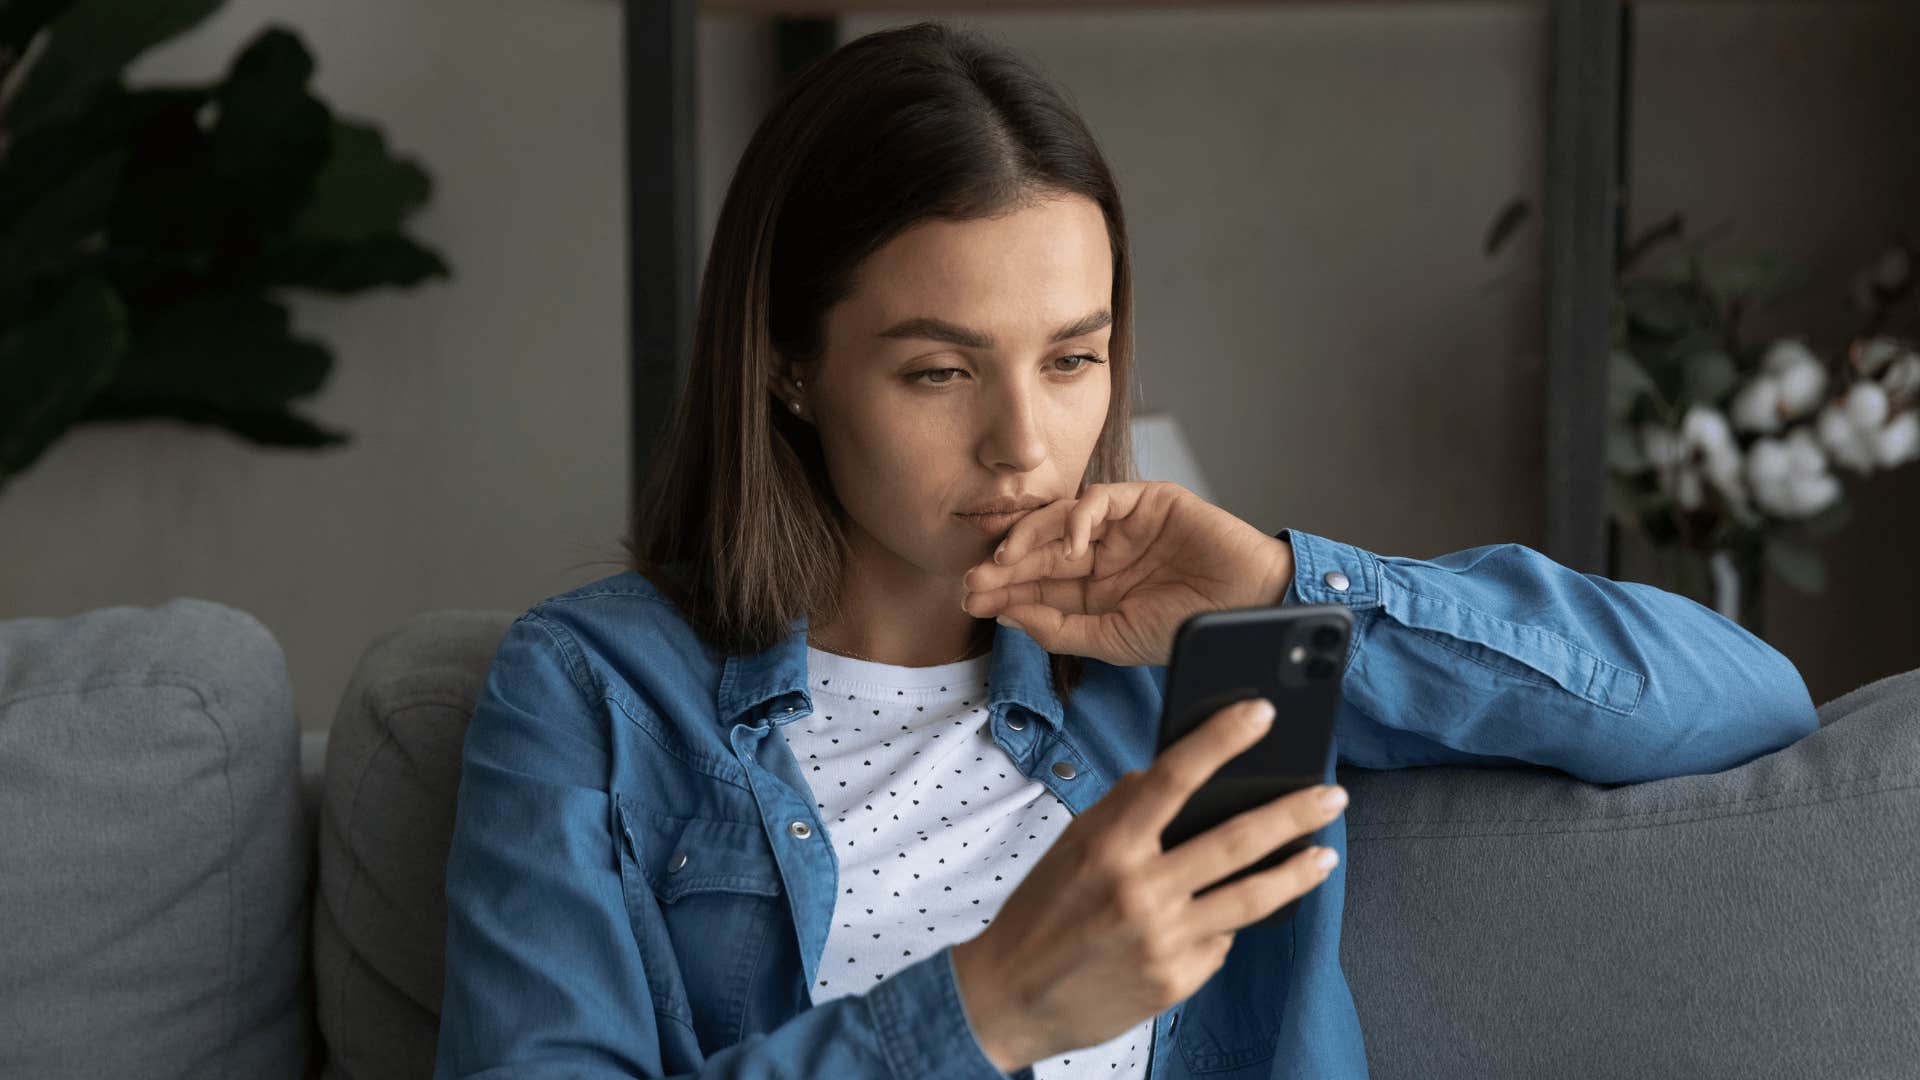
left=0, top=0, right=448, bottom=495
left=1484, top=200, right=1918, bottom=636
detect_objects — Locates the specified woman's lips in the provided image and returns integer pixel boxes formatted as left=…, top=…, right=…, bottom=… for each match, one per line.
left=955, top=507, right=1038, bottom=533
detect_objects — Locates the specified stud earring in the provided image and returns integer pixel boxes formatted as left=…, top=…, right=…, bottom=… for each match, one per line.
left=790, top=400, right=801, bottom=413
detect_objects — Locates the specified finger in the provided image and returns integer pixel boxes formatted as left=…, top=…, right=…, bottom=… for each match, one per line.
left=994, top=497, right=1075, bottom=565
left=1182, top=842, right=1339, bottom=939
left=963, top=571, right=1089, bottom=620
left=1066, top=487, right=1112, bottom=561
left=1125, top=698, right=1276, bottom=837
left=1158, top=781, right=1347, bottom=901
left=965, top=535, right=1094, bottom=598
left=994, top=603, right=1116, bottom=657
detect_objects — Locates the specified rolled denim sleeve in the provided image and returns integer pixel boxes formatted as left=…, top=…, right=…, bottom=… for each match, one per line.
left=435, top=614, right=1025, bottom=1080
left=1276, top=527, right=1819, bottom=785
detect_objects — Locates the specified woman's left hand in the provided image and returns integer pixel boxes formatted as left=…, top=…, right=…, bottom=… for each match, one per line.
left=960, top=481, right=1296, bottom=667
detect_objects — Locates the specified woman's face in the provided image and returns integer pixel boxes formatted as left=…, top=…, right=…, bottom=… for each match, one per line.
left=790, top=193, right=1115, bottom=585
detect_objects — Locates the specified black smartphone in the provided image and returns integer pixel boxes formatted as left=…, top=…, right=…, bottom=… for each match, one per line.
left=1153, top=602, right=1352, bottom=929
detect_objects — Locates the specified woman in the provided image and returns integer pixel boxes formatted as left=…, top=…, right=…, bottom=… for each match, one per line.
left=434, top=21, right=1819, bottom=1080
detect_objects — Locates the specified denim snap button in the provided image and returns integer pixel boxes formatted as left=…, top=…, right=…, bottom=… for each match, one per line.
left=668, top=851, right=688, bottom=872
left=1323, top=570, right=1350, bottom=592
left=1051, top=761, right=1077, bottom=780
left=789, top=820, right=813, bottom=840
left=1007, top=717, right=1026, bottom=731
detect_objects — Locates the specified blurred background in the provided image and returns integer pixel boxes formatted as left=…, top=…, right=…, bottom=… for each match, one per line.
left=3, top=0, right=1916, bottom=733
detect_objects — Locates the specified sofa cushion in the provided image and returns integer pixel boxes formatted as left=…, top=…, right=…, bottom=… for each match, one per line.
left=1336, top=666, right=1920, bottom=1079
left=0, top=598, right=314, bottom=1079
left=313, top=609, right=514, bottom=1080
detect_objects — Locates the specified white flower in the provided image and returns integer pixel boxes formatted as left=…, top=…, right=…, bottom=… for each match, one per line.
left=1644, top=406, right=1758, bottom=522
left=1730, top=376, right=1784, bottom=433
left=1746, top=427, right=1842, bottom=518
left=1817, top=400, right=1879, bottom=473
left=1730, top=340, right=1827, bottom=433
left=1879, top=411, right=1920, bottom=468
left=1764, top=340, right=1828, bottom=416
left=1845, top=380, right=1890, bottom=430
left=1680, top=406, right=1731, bottom=456
left=1680, top=405, right=1751, bottom=512
left=1854, top=336, right=1905, bottom=377
left=1881, top=353, right=1920, bottom=401
left=1812, top=381, right=1918, bottom=475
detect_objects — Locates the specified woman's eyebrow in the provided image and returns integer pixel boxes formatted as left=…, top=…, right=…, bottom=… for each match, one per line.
left=874, top=309, right=1112, bottom=349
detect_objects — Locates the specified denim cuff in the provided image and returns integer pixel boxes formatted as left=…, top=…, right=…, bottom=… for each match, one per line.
left=865, top=944, right=1034, bottom=1080
left=1276, top=528, right=1383, bottom=610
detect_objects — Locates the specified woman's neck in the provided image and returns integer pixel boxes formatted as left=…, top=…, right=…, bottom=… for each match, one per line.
left=809, top=545, right=993, bottom=666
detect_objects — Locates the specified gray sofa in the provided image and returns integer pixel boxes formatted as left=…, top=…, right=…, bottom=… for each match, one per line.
left=2, top=596, right=1916, bottom=1079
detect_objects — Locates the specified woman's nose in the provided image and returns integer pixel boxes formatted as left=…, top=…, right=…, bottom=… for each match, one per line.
left=980, top=386, right=1049, bottom=471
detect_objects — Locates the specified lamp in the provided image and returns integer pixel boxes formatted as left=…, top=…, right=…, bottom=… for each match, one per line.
left=1130, top=412, right=1213, bottom=503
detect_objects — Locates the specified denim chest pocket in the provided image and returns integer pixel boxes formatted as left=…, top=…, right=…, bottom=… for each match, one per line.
left=614, top=794, right=787, bottom=1052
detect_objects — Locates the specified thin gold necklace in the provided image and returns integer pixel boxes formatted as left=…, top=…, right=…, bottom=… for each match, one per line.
left=807, top=626, right=992, bottom=666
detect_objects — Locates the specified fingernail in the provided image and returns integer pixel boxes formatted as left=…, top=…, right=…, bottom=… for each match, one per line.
left=1319, top=785, right=1348, bottom=811
left=995, top=615, right=1015, bottom=628
left=1314, top=847, right=1339, bottom=872
left=994, top=542, right=1007, bottom=562
left=1249, top=699, right=1275, bottom=727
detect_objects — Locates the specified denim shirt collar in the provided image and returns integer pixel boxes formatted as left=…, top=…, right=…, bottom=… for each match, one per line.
left=717, top=610, right=1067, bottom=735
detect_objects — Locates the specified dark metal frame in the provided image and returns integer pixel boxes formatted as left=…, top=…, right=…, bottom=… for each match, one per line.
left=624, top=3, right=1630, bottom=571
left=624, top=0, right=700, bottom=515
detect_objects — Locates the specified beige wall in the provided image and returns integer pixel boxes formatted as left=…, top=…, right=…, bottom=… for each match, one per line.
left=842, top=5, right=1553, bottom=560
left=3, top=3, right=1911, bottom=730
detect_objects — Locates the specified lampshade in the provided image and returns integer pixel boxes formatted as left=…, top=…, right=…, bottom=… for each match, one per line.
left=1130, top=412, right=1212, bottom=502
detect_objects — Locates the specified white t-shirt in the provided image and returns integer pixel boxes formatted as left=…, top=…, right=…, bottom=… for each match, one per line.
left=777, top=645, right=1153, bottom=1079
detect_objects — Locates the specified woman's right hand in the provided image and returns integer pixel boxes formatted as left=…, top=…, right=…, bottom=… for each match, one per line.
left=949, top=696, right=1347, bottom=1074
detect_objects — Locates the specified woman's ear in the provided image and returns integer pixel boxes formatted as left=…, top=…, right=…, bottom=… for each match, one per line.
left=771, top=354, right=814, bottom=419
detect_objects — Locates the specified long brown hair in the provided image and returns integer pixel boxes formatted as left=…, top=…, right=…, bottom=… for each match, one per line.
left=623, top=20, right=1138, bottom=701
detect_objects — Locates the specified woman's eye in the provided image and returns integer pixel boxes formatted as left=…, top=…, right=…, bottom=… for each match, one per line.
left=907, top=354, right=1106, bottom=386
left=1053, top=353, right=1106, bottom=374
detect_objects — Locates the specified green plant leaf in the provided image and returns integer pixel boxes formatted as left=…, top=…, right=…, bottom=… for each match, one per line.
left=207, top=25, right=332, bottom=232
left=1702, top=254, right=1811, bottom=312
left=0, top=87, right=205, bottom=228
left=0, top=144, right=123, bottom=301
left=104, top=90, right=226, bottom=254
left=0, top=0, right=79, bottom=78
left=1618, top=212, right=1684, bottom=274
left=1681, top=349, right=1738, bottom=405
left=2, top=0, right=227, bottom=133
left=1606, top=472, right=1663, bottom=531
left=102, top=289, right=330, bottom=411
left=257, top=230, right=448, bottom=292
left=290, top=120, right=434, bottom=242
left=0, top=275, right=127, bottom=479
left=1609, top=349, right=1665, bottom=421
left=1762, top=538, right=1827, bottom=595
left=1774, top=497, right=1854, bottom=543
left=1620, top=277, right=1698, bottom=339
left=1483, top=196, right=1530, bottom=258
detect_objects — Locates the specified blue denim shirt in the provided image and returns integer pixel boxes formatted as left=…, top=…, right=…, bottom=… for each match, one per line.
left=434, top=527, right=1819, bottom=1079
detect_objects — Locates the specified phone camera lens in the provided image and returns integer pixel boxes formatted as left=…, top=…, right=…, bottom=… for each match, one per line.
left=1306, top=658, right=1334, bottom=680
left=1312, top=626, right=1341, bottom=650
